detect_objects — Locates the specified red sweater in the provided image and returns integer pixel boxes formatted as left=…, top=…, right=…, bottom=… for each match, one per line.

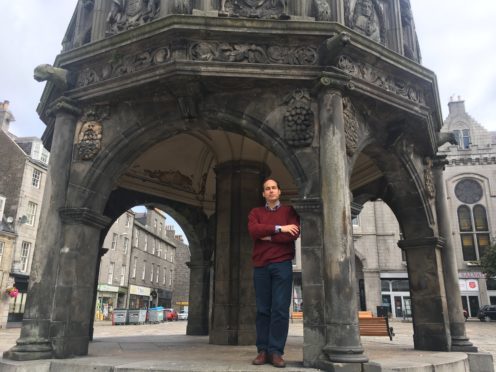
left=248, top=205, right=300, bottom=267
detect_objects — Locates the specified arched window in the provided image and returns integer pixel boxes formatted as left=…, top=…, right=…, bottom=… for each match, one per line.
left=455, top=179, right=490, bottom=261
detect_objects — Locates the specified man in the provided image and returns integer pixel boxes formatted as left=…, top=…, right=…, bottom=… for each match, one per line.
left=248, top=178, right=300, bottom=368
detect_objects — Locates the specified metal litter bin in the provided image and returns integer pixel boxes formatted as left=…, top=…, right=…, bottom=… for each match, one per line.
left=128, top=309, right=147, bottom=324
left=149, top=306, right=164, bottom=323
left=112, top=309, right=128, bottom=325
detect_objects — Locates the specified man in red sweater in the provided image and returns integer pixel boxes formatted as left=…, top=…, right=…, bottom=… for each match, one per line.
left=248, top=178, right=300, bottom=368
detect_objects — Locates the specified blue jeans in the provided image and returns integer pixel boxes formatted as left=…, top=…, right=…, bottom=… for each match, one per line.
left=253, top=260, right=293, bottom=356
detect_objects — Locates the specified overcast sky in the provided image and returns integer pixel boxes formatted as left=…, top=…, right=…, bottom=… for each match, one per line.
left=1, top=0, right=495, bottom=139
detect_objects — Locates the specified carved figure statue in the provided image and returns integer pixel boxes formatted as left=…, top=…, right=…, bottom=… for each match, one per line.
left=352, top=0, right=380, bottom=42
left=106, top=0, right=126, bottom=35
left=313, top=0, right=331, bottom=21
left=272, top=0, right=289, bottom=19
left=34, top=64, right=70, bottom=90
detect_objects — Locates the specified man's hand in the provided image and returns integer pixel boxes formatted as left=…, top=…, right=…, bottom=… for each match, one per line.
left=281, top=224, right=299, bottom=236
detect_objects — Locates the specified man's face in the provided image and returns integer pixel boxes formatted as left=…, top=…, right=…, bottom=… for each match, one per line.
left=262, top=179, right=281, bottom=203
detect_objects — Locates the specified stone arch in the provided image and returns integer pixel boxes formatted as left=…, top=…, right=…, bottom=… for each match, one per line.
left=70, top=108, right=310, bottom=215
left=350, top=142, right=434, bottom=239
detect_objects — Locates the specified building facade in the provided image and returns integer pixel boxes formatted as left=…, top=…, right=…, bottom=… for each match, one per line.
left=96, top=207, right=190, bottom=319
left=355, top=98, right=496, bottom=319
left=0, top=101, right=49, bottom=326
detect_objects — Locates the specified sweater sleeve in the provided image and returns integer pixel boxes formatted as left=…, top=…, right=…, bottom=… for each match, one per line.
left=270, top=206, right=300, bottom=243
left=248, top=208, right=277, bottom=240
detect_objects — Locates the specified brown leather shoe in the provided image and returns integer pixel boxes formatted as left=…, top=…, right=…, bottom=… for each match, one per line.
left=270, top=353, right=286, bottom=368
left=252, top=350, right=268, bottom=365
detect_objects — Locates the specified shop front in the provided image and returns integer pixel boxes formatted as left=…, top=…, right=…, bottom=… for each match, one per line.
left=7, top=273, right=29, bottom=325
left=380, top=274, right=411, bottom=319
left=96, top=284, right=120, bottom=320
left=128, top=284, right=151, bottom=309
left=459, top=272, right=483, bottom=318
left=158, top=289, right=172, bottom=308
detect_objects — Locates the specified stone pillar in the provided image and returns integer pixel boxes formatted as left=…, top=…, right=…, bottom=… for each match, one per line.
left=292, top=198, right=326, bottom=366
left=209, top=161, right=268, bottom=345
left=51, top=208, right=111, bottom=357
left=432, top=157, right=477, bottom=351
left=318, top=89, right=368, bottom=365
left=398, top=237, right=451, bottom=351
left=186, top=260, right=211, bottom=335
left=91, top=0, right=111, bottom=42
left=4, top=98, right=81, bottom=361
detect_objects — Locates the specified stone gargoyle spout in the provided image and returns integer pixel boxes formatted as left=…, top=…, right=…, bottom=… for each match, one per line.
left=34, top=64, right=70, bottom=90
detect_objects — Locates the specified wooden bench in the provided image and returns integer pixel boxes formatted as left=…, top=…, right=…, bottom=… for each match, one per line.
left=358, top=316, right=394, bottom=341
left=291, top=311, right=303, bottom=320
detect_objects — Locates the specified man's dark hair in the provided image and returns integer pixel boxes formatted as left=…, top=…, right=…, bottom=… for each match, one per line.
left=262, top=178, right=280, bottom=189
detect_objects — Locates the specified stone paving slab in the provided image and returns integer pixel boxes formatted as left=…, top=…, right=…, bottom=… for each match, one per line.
left=0, top=320, right=494, bottom=371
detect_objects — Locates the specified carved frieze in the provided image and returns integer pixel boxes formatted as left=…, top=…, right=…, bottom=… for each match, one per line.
left=337, top=55, right=425, bottom=104
left=144, top=169, right=195, bottom=192
left=219, top=0, right=289, bottom=19
left=106, top=0, right=160, bottom=36
left=343, top=97, right=359, bottom=156
left=283, top=89, right=314, bottom=147
left=76, top=47, right=171, bottom=87
left=190, top=41, right=318, bottom=65
left=77, top=106, right=109, bottom=161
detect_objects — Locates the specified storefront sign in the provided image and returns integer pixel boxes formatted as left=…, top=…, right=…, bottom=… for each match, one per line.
left=97, top=284, right=119, bottom=292
left=459, top=279, right=479, bottom=292
left=129, top=284, right=151, bottom=296
left=459, top=272, right=484, bottom=279
left=176, top=301, right=189, bottom=305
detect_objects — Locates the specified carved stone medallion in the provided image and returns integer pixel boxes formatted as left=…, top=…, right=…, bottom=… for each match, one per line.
left=423, top=158, right=435, bottom=199
left=78, top=121, right=103, bottom=161
left=284, top=89, right=314, bottom=147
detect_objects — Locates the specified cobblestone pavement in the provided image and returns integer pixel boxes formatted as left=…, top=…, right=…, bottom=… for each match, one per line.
left=0, top=318, right=494, bottom=370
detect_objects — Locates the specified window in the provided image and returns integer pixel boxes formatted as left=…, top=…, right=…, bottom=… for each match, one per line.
left=40, top=148, right=49, bottom=164
left=111, top=233, right=118, bottom=250
left=169, top=269, right=173, bottom=286
left=0, top=241, right=4, bottom=265
left=352, top=216, right=360, bottom=226
left=163, top=247, right=167, bottom=261
left=157, top=243, right=161, bottom=258
left=159, top=222, right=163, bottom=235
left=20, top=241, right=31, bottom=271
left=170, top=250, right=174, bottom=263
left=0, top=195, right=5, bottom=218
left=154, top=219, right=157, bottom=231
left=453, top=129, right=471, bottom=149
left=125, top=214, right=131, bottom=227
left=156, top=265, right=160, bottom=283
left=123, top=237, right=129, bottom=254
left=108, top=262, right=115, bottom=284
left=131, top=257, right=137, bottom=278
left=26, top=201, right=38, bottom=226
left=32, top=142, right=40, bottom=160
left=120, top=265, right=126, bottom=286
left=151, top=239, right=156, bottom=255
left=163, top=267, right=166, bottom=285
left=134, top=228, right=139, bottom=247
left=142, top=261, right=147, bottom=280
left=151, top=263, right=155, bottom=282
left=144, top=236, right=148, bottom=252
left=457, top=202, right=490, bottom=261
left=32, top=169, right=41, bottom=188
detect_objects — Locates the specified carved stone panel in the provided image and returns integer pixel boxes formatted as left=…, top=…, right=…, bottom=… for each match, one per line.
left=343, top=97, right=359, bottom=156
left=345, top=0, right=385, bottom=43
left=76, top=106, right=109, bottom=161
left=106, top=0, right=160, bottom=36
left=219, top=0, right=289, bottom=19
left=283, top=89, right=314, bottom=147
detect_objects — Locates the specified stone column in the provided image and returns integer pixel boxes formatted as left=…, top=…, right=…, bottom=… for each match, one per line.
left=432, top=157, right=477, bottom=351
left=318, top=88, right=368, bottom=365
left=398, top=237, right=451, bottom=351
left=186, top=260, right=211, bottom=335
left=50, top=208, right=111, bottom=357
left=91, top=0, right=111, bottom=42
left=4, top=98, right=81, bottom=361
left=209, top=161, right=268, bottom=345
left=292, top=198, right=326, bottom=365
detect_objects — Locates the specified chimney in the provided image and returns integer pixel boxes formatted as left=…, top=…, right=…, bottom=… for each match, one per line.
left=447, top=96, right=466, bottom=116
left=175, top=235, right=183, bottom=242
left=165, top=225, right=175, bottom=239
left=0, top=100, right=15, bottom=133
